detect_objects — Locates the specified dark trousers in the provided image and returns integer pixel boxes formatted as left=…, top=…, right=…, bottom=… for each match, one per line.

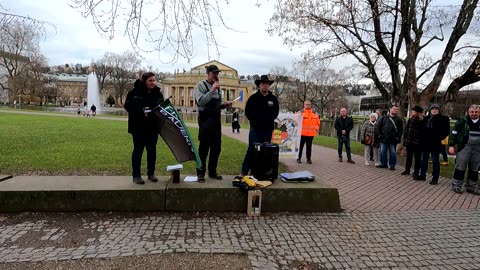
left=241, top=128, right=273, bottom=175
left=441, top=145, right=448, bottom=162
left=131, top=132, right=158, bottom=177
left=337, top=136, right=352, bottom=160
left=405, top=145, right=422, bottom=175
left=298, top=136, right=314, bottom=160
left=420, top=150, right=440, bottom=180
left=196, top=113, right=222, bottom=176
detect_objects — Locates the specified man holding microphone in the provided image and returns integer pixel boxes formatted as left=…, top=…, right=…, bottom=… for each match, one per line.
left=194, top=65, right=232, bottom=183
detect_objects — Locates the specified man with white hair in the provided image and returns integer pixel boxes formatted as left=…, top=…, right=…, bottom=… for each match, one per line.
left=449, top=104, right=480, bottom=195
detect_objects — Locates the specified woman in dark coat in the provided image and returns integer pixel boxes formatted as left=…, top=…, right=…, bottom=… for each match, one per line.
left=124, top=72, right=164, bottom=185
left=401, top=106, right=424, bottom=178
left=232, top=108, right=241, bottom=133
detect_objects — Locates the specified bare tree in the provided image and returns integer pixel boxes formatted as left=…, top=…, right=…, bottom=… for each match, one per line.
left=267, top=0, right=480, bottom=113
left=0, top=19, right=42, bottom=99
left=269, top=66, right=292, bottom=99
left=108, top=51, right=141, bottom=106
left=69, top=0, right=236, bottom=63
left=93, top=52, right=114, bottom=94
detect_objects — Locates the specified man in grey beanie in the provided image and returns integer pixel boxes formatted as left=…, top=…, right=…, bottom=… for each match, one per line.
left=449, top=104, right=480, bottom=194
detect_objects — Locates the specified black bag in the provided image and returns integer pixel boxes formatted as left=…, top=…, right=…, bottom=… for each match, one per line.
left=251, top=143, right=279, bottom=181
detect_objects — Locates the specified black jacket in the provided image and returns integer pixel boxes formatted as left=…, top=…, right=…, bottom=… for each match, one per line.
left=421, top=114, right=450, bottom=152
left=124, top=79, right=164, bottom=134
left=245, top=91, right=279, bottom=131
left=376, top=115, right=404, bottom=144
left=334, top=116, right=354, bottom=136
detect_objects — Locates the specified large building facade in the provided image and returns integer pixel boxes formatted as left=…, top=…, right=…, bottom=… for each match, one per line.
left=44, top=73, right=115, bottom=106
left=161, top=60, right=255, bottom=110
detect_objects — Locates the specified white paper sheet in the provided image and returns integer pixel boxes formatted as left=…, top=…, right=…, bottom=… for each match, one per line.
left=184, top=176, right=198, bottom=182
left=166, top=164, right=183, bottom=171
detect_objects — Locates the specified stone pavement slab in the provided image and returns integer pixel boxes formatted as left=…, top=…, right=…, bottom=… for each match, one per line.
left=1, top=210, right=480, bottom=269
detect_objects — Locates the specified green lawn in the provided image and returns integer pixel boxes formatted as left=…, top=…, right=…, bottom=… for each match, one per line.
left=312, top=135, right=455, bottom=178
left=0, top=113, right=255, bottom=176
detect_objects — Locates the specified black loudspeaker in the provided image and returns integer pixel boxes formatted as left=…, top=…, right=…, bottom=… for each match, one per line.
left=251, top=143, right=279, bottom=181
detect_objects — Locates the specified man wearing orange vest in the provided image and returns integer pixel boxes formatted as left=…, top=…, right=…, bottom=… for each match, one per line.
left=297, top=100, right=321, bottom=164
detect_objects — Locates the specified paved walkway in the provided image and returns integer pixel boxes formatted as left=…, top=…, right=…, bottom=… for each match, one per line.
left=220, top=126, right=480, bottom=213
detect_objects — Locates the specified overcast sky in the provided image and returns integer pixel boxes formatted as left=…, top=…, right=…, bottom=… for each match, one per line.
left=3, top=0, right=479, bottom=89
left=3, top=0, right=306, bottom=75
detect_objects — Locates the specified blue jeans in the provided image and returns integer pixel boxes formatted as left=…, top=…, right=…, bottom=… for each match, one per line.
left=241, top=128, right=273, bottom=175
left=420, top=151, right=440, bottom=179
left=380, top=143, right=397, bottom=168
left=337, top=136, right=351, bottom=160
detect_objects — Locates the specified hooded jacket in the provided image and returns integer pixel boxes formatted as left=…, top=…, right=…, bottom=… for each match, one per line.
left=124, top=79, right=164, bottom=134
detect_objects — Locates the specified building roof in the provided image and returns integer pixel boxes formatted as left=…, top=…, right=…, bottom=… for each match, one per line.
left=190, top=60, right=238, bottom=74
left=0, top=50, right=30, bottom=63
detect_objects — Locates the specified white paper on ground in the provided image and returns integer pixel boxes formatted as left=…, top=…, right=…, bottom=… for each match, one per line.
left=184, top=176, right=198, bottom=182
left=166, top=164, right=183, bottom=171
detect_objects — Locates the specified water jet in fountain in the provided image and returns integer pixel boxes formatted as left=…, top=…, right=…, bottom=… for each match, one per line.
left=87, top=72, right=100, bottom=112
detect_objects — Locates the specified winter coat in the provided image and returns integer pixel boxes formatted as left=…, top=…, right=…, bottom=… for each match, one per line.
left=245, top=91, right=279, bottom=131
left=449, top=116, right=478, bottom=152
left=334, top=116, right=354, bottom=137
left=361, top=120, right=379, bottom=147
left=403, top=118, right=424, bottom=147
left=421, top=114, right=450, bottom=153
left=376, top=115, right=404, bottom=144
left=124, top=79, right=164, bottom=134
left=232, top=112, right=241, bottom=129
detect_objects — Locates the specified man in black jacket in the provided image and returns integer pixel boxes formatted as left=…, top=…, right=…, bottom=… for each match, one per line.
left=241, top=75, right=279, bottom=176
left=334, top=108, right=355, bottom=163
left=376, top=104, right=404, bottom=170
left=415, top=104, right=450, bottom=184
left=124, top=72, right=164, bottom=185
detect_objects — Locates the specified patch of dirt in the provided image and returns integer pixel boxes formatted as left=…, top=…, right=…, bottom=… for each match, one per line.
left=287, top=260, right=327, bottom=270
left=0, top=253, right=252, bottom=270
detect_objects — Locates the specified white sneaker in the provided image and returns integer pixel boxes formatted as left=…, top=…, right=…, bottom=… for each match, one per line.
left=375, top=163, right=381, bottom=167
left=365, top=161, right=370, bottom=166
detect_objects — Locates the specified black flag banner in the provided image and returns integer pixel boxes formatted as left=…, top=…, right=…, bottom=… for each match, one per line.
left=153, top=99, right=202, bottom=169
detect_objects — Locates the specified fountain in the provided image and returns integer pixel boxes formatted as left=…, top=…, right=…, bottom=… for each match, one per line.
left=87, top=72, right=100, bottom=111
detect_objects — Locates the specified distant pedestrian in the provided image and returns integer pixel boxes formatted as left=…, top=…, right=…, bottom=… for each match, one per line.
left=334, top=107, right=355, bottom=164
left=297, top=100, right=320, bottom=164
left=90, top=104, right=97, bottom=117
left=77, top=106, right=81, bottom=116
left=361, top=113, right=379, bottom=166
left=449, top=104, right=480, bottom=194
left=232, top=108, right=241, bottom=133
left=84, top=106, right=90, bottom=117
left=376, top=104, right=403, bottom=170
left=401, top=105, right=424, bottom=178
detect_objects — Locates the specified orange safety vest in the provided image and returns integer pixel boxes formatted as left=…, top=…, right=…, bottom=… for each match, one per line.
left=299, top=109, right=320, bottom=137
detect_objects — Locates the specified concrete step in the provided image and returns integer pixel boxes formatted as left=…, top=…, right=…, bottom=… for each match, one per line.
left=0, top=175, right=341, bottom=212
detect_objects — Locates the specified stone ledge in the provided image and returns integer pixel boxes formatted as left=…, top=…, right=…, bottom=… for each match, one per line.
left=165, top=176, right=341, bottom=212
left=0, top=176, right=167, bottom=212
left=0, top=175, right=341, bottom=212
